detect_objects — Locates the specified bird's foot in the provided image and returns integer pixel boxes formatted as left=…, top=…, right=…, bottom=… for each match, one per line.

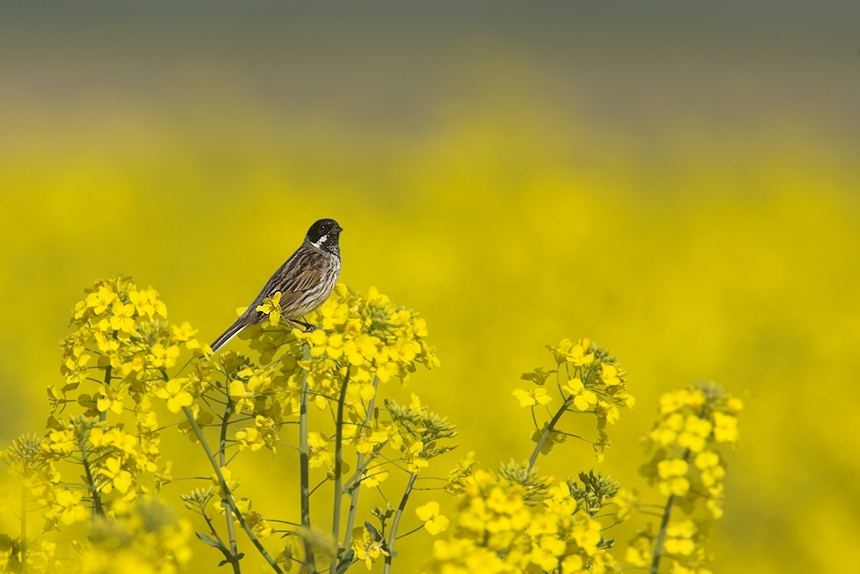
left=287, top=318, right=316, bottom=333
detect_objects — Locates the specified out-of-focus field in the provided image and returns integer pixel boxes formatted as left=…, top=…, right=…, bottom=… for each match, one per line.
left=2, top=2, right=860, bottom=572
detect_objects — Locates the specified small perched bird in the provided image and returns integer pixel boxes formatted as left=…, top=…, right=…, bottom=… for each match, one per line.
left=209, top=218, right=343, bottom=353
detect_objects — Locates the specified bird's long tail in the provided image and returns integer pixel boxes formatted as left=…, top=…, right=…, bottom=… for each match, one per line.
left=210, top=317, right=249, bottom=354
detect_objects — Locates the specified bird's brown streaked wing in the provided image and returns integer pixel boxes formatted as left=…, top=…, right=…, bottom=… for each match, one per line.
left=249, top=248, right=326, bottom=311
left=270, top=249, right=326, bottom=293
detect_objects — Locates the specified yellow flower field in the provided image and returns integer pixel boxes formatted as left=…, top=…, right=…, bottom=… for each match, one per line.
left=1, top=4, right=859, bottom=573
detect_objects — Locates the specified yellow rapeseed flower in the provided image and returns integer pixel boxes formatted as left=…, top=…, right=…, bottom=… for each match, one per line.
left=96, top=384, right=125, bottom=415
left=53, top=489, right=90, bottom=525
left=100, top=457, right=133, bottom=494
left=513, top=388, right=553, bottom=408
left=308, top=431, right=333, bottom=468
left=563, top=378, right=598, bottom=411
left=416, top=501, right=450, bottom=535
left=85, top=286, right=117, bottom=315
left=155, top=379, right=194, bottom=413
left=657, top=458, right=690, bottom=496
left=712, top=412, right=739, bottom=443
left=601, top=363, right=620, bottom=386
left=546, top=338, right=594, bottom=366
left=677, top=415, right=713, bottom=452
left=664, top=520, right=697, bottom=556
left=625, top=533, right=653, bottom=567
left=361, top=470, right=389, bottom=488
left=256, top=292, right=283, bottom=326
left=351, top=526, right=388, bottom=570
left=649, top=412, right=684, bottom=445
left=110, top=301, right=136, bottom=333
left=695, top=450, right=726, bottom=488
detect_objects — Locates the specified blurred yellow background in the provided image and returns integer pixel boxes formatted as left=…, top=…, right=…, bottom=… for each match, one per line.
left=2, top=2, right=859, bottom=573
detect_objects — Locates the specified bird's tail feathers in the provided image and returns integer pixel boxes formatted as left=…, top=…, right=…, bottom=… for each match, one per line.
left=210, top=318, right=248, bottom=354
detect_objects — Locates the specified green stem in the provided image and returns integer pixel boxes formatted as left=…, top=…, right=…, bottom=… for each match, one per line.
left=181, top=406, right=284, bottom=574
left=342, top=375, right=381, bottom=552
left=342, top=442, right=387, bottom=491
left=298, top=344, right=317, bottom=573
left=528, top=396, right=573, bottom=471
left=203, top=512, right=228, bottom=547
left=331, top=371, right=351, bottom=568
left=383, top=473, right=417, bottom=574
left=20, top=479, right=28, bottom=574
left=79, top=431, right=105, bottom=519
left=99, top=364, right=112, bottom=423
left=650, top=448, right=691, bottom=574
left=220, top=398, right=242, bottom=574
left=650, top=495, right=675, bottom=574
left=98, top=332, right=118, bottom=423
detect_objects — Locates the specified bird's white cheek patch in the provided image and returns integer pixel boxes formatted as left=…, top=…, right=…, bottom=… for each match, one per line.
left=311, top=235, right=328, bottom=249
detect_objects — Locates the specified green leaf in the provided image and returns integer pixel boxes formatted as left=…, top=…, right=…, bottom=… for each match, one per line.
left=196, top=531, right=227, bottom=551
left=364, top=520, right=381, bottom=540
left=336, top=549, right=355, bottom=574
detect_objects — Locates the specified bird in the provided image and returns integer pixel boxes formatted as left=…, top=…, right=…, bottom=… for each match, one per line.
left=209, top=218, right=343, bottom=353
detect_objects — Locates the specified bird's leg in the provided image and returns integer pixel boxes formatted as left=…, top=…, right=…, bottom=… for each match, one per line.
left=285, top=317, right=316, bottom=333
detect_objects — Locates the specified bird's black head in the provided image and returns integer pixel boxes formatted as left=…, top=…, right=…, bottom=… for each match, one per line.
left=305, top=218, right=343, bottom=255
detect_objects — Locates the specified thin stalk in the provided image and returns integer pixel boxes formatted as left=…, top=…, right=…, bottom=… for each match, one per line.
left=20, top=481, right=28, bottom=574
left=203, top=512, right=228, bottom=548
left=79, top=432, right=105, bottom=519
left=181, top=406, right=284, bottom=574
left=382, top=473, right=417, bottom=574
left=98, top=332, right=119, bottom=423
left=650, top=495, right=675, bottom=574
left=650, top=448, right=691, bottom=574
left=342, top=442, right=387, bottom=491
left=331, top=371, right=351, bottom=568
left=219, top=397, right=242, bottom=574
left=298, top=344, right=317, bottom=573
left=528, top=396, right=573, bottom=470
left=99, top=364, right=112, bottom=423
left=342, top=375, right=380, bottom=551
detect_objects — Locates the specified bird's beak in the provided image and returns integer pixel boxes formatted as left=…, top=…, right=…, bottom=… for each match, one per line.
left=334, top=224, right=344, bottom=233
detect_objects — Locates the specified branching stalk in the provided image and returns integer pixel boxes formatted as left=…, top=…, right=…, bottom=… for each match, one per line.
left=220, top=397, right=242, bottom=574
left=650, top=447, right=691, bottom=574
left=79, top=430, right=105, bottom=519
left=298, top=344, right=317, bottom=573
left=342, top=442, right=387, bottom=491
left=528, top=396, right=573, bottom=470
left=650, top=494, right=675, bottom=574
left=181, top=406, right=284, bottom=574
left=99, top=364, right=112, bottom=423
left=331, top=371, right=351, bottom=568
left=383, top=473, right=417, bottom=574
left=20, top=479, right=28, bottom=574
left=342, top=375, right=380, bottom=551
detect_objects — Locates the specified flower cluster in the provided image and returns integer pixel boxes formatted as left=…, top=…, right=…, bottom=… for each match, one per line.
left=48, top=278, right=207, bottom=517
left=0, top=277, right=742, bottom=574
left=620, top=381, right=742, bottom=573
left=41, top=416, right=174, bottom=521
left=0, top=495, right=192, bottom=574
left=0, top=278, right=206, bottom=573
left=0, top=435, right=65, bottom=572
left=516, top=338, right=634, bottom=462
left=219, top=284, right=442, bottom=480
left=423, top=469, right=620, bottom=574
left=73, top=499, right=194, bottom=574
left=639, top=381, right=742, bottom=519
left=58, top=277, right=208, bottom=420
left=626, top=519, right=712, bottom=574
